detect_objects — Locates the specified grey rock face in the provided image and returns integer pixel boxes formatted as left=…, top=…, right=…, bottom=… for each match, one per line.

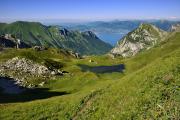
left=82, top=31, right=98, bottom=39
left=0, top=57, right=66, bottom=89
left=110, top=24, right=167, bottom=57
left=170, top=24, right=180, bottom=32
left=33, top=46, right=48, bottom=51
left=0, top=57, right=50, bottom=75
left=0, top=34, right=30, bottom=48
left=59, top=28, right=70, bottom=36
left=68, top=50, right=82, bottom=59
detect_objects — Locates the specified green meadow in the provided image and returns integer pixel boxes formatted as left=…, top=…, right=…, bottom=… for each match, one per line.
left=0, top=32, right=180, bottom=120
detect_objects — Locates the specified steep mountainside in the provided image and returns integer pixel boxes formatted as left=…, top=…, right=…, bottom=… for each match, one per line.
left=110, top=24, right=168, bottom=57
left=0, top=21, right=112, bottom=55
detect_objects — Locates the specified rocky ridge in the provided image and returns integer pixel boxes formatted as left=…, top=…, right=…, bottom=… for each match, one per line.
left=110, top=23, right=167, bottom=57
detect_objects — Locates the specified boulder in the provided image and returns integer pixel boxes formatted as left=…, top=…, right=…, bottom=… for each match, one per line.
left=33, top=46, right=48, bottom=51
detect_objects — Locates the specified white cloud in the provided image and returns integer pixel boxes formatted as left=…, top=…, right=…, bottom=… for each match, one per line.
left=169, top=16, right=179, bottom=19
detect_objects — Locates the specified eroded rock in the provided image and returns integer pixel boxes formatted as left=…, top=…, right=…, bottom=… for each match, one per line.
left=1, top=57, right=50, bottom=75
left=110, top=24, right=167, bottom=57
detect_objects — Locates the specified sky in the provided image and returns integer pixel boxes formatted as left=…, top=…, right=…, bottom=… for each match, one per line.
left=0, top=0, right=180, bottom=22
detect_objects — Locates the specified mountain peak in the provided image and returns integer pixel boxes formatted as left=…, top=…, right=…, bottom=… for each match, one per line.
left=82, top=31, right=98, bottom=38
left=141, top=23, right=164, bottom=32
left=110, top=23, right=167, bottom=57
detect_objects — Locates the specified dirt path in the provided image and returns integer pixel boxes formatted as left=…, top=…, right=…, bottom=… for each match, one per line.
left=72, top=96, right=94, bottom=120
left=71, top=90, right=101, bottom=120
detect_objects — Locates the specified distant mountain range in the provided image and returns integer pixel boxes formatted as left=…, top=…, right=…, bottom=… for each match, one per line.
left=0, top=21, right=112, bottom=55
left=64, top=20, right=180, bottom=32
left=0, top=20, right=179, bottom=56
left=63, top=20, right=180, bottom=45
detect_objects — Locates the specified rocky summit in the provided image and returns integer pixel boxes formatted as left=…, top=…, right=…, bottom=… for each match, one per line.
left=110, top=23, right=167, bottom=57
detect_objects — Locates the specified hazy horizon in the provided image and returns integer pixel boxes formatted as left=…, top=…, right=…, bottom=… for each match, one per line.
left=1, top=18, right=180, bottom=24
left=0, top=0, right=180, bottom=23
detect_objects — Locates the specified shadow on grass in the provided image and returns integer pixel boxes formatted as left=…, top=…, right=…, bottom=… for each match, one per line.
left=0, top=88, right=69, bottom=104
left=77, top=64, right=125, bottom=73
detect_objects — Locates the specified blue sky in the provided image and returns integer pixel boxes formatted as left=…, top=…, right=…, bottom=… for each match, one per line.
left=0, top=0, right=180, bottom=22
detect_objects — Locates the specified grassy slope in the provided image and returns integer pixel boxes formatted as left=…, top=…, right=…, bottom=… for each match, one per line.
left=0, top=21, right=55, bottom=46
left=76, top=32, right=180, bottom=119
left=0, top=32, right=179, bottom=120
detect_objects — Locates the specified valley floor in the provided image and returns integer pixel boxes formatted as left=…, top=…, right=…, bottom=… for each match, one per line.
left=0, top=32, right=180, bottom=120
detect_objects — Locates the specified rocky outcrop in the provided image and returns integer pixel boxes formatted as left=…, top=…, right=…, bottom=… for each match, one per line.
left=0, top=57, right=65, bottom=88
left=170, top=23, right=180, bottom=32
left=0, top=34, right=30, bottom=48
left=59, top=28, right=70, bottom=36
left=0, top=57, right=51, bottom=75
left=82, top=31, right=98, bottom=39
left=68, top=50, right=82, bottom=59
left=110, top=24, right=167, bottom=57
left=33, top=46, right=48, bottom=51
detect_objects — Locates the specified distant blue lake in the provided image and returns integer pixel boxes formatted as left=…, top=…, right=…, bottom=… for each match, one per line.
left=96, top=33, right=126, bottom=46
